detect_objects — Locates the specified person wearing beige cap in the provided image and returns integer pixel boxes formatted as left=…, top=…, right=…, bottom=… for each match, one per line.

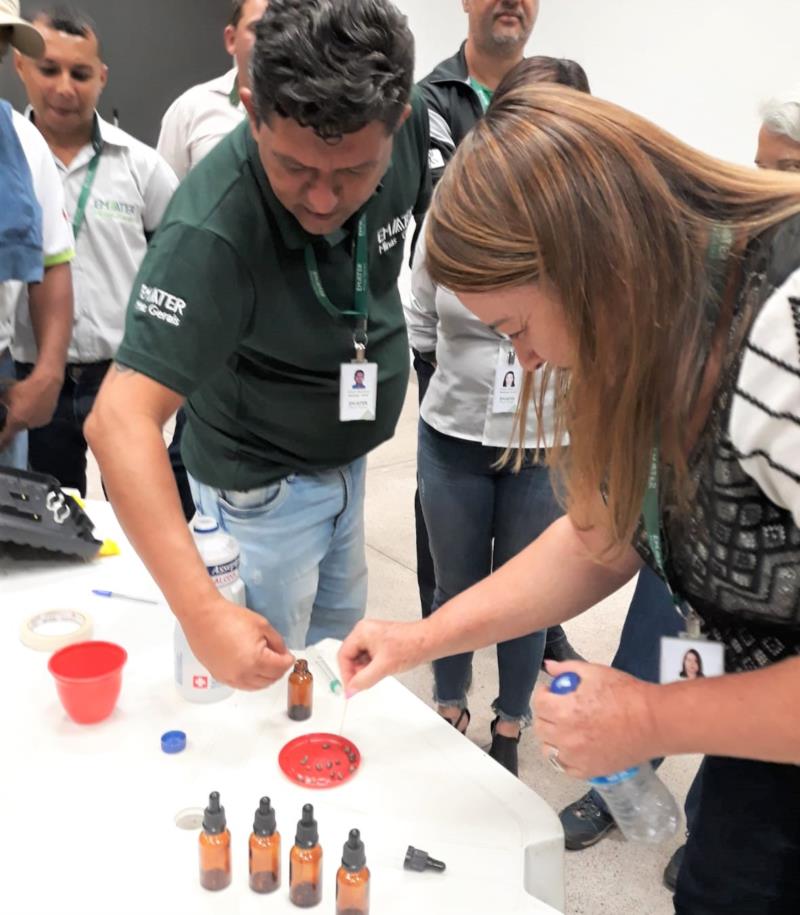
left=0, top=0, right=74, bottom=467
left=0, top=0, right=44, bottom=59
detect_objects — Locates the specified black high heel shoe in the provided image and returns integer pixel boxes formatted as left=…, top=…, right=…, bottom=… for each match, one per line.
left=441, top=707, right=470, bottom=734
left=488, top=716, right=521, bottom=776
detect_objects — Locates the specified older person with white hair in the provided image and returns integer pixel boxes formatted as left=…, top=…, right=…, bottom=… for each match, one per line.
left=756, top=90, right=800, bottom=172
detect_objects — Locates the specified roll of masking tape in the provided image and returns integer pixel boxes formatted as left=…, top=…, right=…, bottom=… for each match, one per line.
left=20, top=609, right=93, bottom=652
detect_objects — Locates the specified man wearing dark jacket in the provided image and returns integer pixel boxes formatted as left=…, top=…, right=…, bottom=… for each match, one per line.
left=419, top=0, right=538, bottom=185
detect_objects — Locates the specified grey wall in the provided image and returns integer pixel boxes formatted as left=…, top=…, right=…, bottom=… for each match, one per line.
left=0, top=0, right=231, bottom=147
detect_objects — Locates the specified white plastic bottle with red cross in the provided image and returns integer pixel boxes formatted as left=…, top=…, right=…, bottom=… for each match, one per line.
left=173, top=516, right=246, bottom=703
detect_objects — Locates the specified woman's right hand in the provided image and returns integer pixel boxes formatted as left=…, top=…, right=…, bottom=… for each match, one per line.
left=338, top=619, right=428, bottom=695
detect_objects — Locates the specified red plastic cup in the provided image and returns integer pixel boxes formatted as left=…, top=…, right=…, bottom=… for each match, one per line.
left=48, top=641, right=127, bottom=724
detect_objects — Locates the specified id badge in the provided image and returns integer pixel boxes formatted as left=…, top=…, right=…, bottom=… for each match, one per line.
left=659, top=605, right=725, bottom=683
left=339, top=362, right=378, bottom=422
left=492, top=346, right=521, bottom=414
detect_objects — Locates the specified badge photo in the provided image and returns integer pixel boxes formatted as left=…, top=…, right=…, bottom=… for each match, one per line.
left=339, top=362, right=378, bottom=422
left=659, top=636, right=725, bottom=684
left=492, top=346, right=521, bottom=414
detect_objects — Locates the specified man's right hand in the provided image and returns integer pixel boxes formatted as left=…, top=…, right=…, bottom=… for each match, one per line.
left=181, top=596, right=295, bottom=691
left=0, top=372, right=62, bottom=450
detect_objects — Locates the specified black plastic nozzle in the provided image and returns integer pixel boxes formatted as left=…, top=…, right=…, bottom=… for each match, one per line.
left=404, top=846, right=446, bottom=873
left=295, top=803, right=319, bottom=848
left=253, top=796, right=276, bottom=837
left=341, top=828, right=366, bottom=871
left=202, top=791, right=227, bottom=835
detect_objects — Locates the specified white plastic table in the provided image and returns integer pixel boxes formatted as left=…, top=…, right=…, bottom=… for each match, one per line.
left=1, top=501, right=565, bottom=914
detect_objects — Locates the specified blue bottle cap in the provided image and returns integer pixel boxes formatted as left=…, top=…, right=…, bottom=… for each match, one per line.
left=549, top=671, right=581, bottom=695
left=161, top=730, right=187, bottom=754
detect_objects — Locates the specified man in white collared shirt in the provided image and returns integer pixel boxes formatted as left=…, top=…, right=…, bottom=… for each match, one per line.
left=157, top=0, right=268, bottom=181
left=13, top=6, right=177, bottom=495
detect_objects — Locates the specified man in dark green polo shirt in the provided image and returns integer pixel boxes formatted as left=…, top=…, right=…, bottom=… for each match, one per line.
left=86, top=0, right=430, bottom=690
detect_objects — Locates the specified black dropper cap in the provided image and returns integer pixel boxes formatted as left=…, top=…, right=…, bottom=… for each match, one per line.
left=253, top=797, right=276, bottom=837
left=295, top=804, right=319, bottom=848
left=341, top=829, right=366, bottom=871
left=404, top=846, right=446, bottom=873
left=202, top=791, right=227, bottom=835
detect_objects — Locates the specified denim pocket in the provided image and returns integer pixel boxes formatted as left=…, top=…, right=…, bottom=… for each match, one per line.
left=217, top=479, right=288, bottom=519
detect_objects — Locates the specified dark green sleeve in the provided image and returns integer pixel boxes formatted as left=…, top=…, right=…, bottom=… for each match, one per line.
left=115, top=222, right=254, bottom=396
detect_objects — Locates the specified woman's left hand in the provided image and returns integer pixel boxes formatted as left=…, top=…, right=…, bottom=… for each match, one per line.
left=534, top=661, right=660, bottom=779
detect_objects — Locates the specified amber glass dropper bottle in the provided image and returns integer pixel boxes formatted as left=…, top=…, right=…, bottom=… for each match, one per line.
left=336, top=828, right=370, bottom=915
left=290, top=803, right=323, bottom=907
left=288, top=659, right=314, bottom=720
left=249, top=796, right=281, bottom=893
left=199, top=791, right=231, bottom=891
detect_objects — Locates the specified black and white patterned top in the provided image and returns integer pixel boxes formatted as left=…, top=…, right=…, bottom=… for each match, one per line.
left=730, top=268, right=800, bottom=524
left=634, top=216, right=800, bottom=674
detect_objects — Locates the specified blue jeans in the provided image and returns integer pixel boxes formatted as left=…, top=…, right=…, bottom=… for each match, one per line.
left=0, top=350, right=27, bottom=469
left=418, top=420, right=562, bottom=725
left=588, top=565, right=702, bottom=829
left=189, top=457, right=367, bottom=650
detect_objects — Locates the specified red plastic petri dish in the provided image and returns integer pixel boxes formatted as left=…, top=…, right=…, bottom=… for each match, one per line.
left=279, top=733, right=361, bottom=789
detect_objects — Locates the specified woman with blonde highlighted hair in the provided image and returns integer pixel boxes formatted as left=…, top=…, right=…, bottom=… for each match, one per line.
left=341, top=85, right=800, bottom=912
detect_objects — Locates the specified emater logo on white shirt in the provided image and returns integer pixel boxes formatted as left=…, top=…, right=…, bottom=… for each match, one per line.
left=135, top=283, right=186, bottom=327
left=377, top=207, right=413, bottom=255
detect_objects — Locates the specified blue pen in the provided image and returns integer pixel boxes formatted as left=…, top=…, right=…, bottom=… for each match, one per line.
left=92, top=589, right=159, bottom=605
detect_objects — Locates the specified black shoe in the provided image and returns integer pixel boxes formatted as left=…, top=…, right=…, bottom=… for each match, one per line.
left=488, top=717, right=520, bottom=776
left=542, top=638, right=585, bottom=669
left=663, top=844, right=685, bottom=893
left=559, top=791, right=616, bottom=850
left=440, top=707, right=470, bottom=734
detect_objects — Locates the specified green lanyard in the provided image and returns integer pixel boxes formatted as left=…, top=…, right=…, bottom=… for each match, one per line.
left=642, top=447, right=702, bottom=636
left=72, top=151, right=101, bottom=240
left=229, top=79, right=240, bottom=108
left=642, top=448, right=669, bottom=575
left=304, top=212, right=369, bottom=357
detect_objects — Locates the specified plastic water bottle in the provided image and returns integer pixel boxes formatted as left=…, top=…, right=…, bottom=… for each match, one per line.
left=173, top=516, right=246, bottom=703
left=191, top=515, right=247, bottom=607
left=549, top=672, right=680, bottom=843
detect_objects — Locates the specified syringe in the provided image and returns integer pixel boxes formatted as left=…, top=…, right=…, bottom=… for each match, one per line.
left=308, top=646, right=343, bottom=695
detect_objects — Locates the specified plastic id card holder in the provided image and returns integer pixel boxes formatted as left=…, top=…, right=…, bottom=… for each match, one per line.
left=339, top=362, right=378, bottom=422
left=659, top=636, right=725, bottom=684
left=492, top=346, right=522, bottom=414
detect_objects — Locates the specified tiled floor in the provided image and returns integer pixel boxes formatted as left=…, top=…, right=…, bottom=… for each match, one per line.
left=87, top=379, right=696, bottom=914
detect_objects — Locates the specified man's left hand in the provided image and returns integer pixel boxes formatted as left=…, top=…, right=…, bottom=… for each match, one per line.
left=534, top=660, right=660, bottom=779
